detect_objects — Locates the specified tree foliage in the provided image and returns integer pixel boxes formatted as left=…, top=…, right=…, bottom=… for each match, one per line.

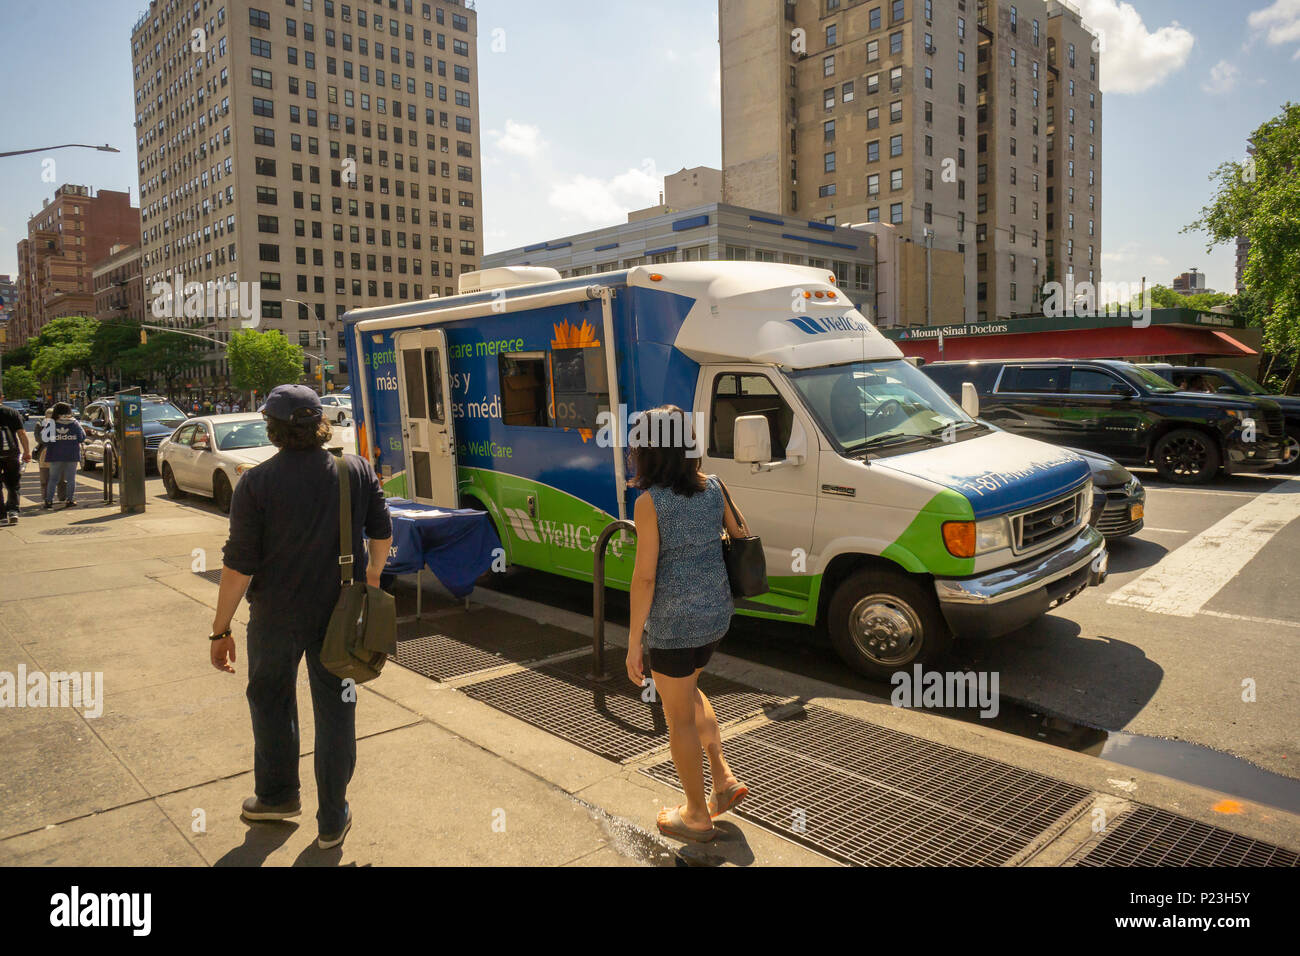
left=2, top=366, right=38, bottom=399
left=1186, top=102, right=1300, bottom=393
left=227, top=329, right=305, bottom=397
left=30, top=316, right=98, bottom=384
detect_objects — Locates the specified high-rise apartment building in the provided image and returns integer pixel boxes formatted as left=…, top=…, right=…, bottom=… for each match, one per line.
left=129, top=0, right=482, bottom=390
left=720, top=0, right=1101, bottom=325
left=11, top=185, right=141, bottom=347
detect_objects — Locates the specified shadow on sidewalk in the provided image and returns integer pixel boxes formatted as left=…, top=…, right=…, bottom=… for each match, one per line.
left=213, top=822, right=299, bottom=867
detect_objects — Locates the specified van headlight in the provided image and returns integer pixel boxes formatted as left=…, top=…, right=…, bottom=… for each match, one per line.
left=942, top=517, right=1012, bottom=559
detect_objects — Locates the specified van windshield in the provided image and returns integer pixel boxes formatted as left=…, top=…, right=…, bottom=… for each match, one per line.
left=788, top=359, right=976, bottom=454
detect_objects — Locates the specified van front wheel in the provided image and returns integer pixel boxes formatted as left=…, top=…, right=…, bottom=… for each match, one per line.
left=828, top=569, right=952, bottom=680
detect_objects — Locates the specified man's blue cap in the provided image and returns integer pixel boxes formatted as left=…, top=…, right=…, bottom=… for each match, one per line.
left=263, top=384, right=323, bottom=423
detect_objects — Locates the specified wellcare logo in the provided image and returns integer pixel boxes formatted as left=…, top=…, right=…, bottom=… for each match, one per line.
left=49, top=886, right=151, bottom=936
left=788, top=314, right=871, bottom=335
left=502, top=509, right=626, bottom=558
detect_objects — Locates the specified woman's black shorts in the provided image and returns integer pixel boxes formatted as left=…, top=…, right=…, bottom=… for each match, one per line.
left=647, top=639, right=722, bottom=679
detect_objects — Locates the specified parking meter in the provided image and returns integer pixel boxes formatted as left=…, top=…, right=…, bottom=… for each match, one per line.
left=115, top=387, right=147, bottom=514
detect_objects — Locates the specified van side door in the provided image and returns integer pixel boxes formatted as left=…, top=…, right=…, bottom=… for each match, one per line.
left=698, top=367, right=817, bottom=597
left=394, top=329, right=458, bottom=506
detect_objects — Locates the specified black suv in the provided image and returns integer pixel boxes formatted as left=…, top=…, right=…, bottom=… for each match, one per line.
left=922, top=359, right=1289, bottom=484
left=1147, top=365, right=1300, bottom=471
left=80, top=396, right=189, bottom=475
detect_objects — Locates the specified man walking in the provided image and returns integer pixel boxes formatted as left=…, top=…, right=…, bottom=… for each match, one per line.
left=0, top=393, right=31, bottom=524
left=209, top=384, right=392, bottom=849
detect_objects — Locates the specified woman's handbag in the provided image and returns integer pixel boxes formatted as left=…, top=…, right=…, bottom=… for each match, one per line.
left=715, top=477, right=768, bottom=598
left=321, top=451, right=397, bottom=683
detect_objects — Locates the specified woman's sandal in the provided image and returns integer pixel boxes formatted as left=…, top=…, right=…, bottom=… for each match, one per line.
left=657, top=806, right=718, bottom=843
left=709, top=781, right=750, bottom=818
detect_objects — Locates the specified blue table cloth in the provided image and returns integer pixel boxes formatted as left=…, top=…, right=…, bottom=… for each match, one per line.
left=380, top=497, right=500, bottom=598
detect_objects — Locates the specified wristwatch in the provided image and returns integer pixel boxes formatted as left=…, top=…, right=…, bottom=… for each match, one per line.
left=209, top=628, right=232, bottom=642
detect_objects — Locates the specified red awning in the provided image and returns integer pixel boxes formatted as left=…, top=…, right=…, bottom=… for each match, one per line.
left=898, top=325, right=1257, bottom=363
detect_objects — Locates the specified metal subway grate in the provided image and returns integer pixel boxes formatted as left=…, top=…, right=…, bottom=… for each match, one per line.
left=393, top=607, right=587, bottom=681
left=642, top=705, right=1091, bottom=867
left=38, top=526, right=106, bottom=536
left=193, top=569, right=223, bottom=585
left=461, top=652, right=791, bottom=763
left=1070, top=805, right=1300, bottom=867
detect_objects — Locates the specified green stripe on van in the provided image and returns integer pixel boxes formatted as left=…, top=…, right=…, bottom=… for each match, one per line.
left=882, top=487, right=975, bottom=577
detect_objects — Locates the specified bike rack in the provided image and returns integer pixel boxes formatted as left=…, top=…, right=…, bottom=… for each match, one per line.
left=102, top=446, right=116, bottom=505
left=591, top=519, right=636, bottom=681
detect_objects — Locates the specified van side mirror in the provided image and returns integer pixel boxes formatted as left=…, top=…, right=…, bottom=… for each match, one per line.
left=733, top=415, right=772, bottom=465
left=961, top=382, right=980, bottom=419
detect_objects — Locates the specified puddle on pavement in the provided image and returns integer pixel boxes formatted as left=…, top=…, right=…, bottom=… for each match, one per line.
left=926, top=697, right=1300, bottom=816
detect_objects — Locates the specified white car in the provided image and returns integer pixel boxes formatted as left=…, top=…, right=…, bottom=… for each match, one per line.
left=157, top=413, right=277, bottom=513
left=320, top=393, right=352, bottom=424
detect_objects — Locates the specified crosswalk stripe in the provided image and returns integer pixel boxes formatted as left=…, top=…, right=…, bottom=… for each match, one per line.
left=1107, top=477, right=1300, bottom=617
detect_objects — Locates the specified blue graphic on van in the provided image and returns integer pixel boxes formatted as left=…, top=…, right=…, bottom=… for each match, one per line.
left=788, top=314, right=871, bottom=335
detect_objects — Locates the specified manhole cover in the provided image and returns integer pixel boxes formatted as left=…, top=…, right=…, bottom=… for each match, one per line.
left=1070, top=805, right=1300, bottom=867
left=39, top=526, right=106, bottom=536
left=643, top=705, right=1091, bottom=867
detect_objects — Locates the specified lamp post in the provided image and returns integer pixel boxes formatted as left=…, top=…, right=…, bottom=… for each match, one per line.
left=0, top=144, right=120, bottom=159
left=285, top=298, right=328, bottom=395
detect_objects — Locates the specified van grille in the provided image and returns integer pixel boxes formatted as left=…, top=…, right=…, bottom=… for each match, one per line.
left=1012, top=485, right=1086, bottom=553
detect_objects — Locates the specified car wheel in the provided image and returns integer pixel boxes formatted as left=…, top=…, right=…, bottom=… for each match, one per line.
left=162, top=464, right=186, bottom=499
left=827, top=568, right=953, bottom=680
left=1153, top=429, right=1221, bottom=484
left=1275, top=428, right=1300, bottom=473
left=213, top=472, right=233, bottom=514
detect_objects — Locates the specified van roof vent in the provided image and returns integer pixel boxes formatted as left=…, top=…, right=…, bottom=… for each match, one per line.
left=458, top=266, right=562, bottom=294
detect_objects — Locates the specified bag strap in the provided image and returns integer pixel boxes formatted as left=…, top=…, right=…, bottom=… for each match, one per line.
left=713, top=476, right=748, bottom=537
left=334, top=449, right=354, bottom=586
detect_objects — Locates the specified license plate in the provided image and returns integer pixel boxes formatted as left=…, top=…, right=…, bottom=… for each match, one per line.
left=1130, top=503, right=1144, bottom=521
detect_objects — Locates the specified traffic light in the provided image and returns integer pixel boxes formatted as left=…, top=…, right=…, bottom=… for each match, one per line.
left=316, top=367, right=323, bottom=381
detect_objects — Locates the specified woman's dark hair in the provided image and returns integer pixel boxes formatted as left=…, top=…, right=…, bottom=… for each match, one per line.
left=50, top=402, right=72, bottom=418
left=265, top=415, right=333, bottom=450
left=630, top=405, right=707, bottom=497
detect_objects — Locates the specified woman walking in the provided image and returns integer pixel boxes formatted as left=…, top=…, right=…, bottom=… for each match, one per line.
left=625, top=405, right=750, bottom=842
left=40, top=403, right=85, bottom=510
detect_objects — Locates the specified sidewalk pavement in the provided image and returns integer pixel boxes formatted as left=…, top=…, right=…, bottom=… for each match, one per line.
left=2, top=482, right=1298, bottom=867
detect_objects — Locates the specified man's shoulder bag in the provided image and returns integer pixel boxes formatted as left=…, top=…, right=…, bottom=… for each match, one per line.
left=321, top=451, right=396, bottom=683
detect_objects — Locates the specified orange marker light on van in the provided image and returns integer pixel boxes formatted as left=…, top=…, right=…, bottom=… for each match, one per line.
left=828, top=274, right=837, bottom=285
left=803, top=291, right=813, bottom=299
left=814, top=291, right=825, bottom=298
left=827, top=291, right=838, bottom=299
left=649, top=273, right=664, bottom=281
left=942, top=521, right=977, bottom=559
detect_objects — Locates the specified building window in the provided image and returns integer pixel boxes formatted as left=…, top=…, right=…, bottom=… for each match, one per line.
left=250, top=37, right=272, bottom=58
left=819, top=184, right=836, bottom=198
left=889, top=203, right=903, bottom=225
left=890, top=134, right=903, bottom=157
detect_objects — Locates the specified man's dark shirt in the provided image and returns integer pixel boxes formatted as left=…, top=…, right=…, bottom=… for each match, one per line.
left=0, top=406, right=24, bottom=459
left=223, top=447, right=392, bottom=633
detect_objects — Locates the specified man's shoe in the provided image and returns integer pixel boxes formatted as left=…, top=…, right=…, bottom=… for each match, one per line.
left=6, top=512, right=16, bottom=525
left=64, top=500, right=76, bottom=508
left=318, top=809, right=352, bottom=849
left=42, top=502, right=52, bottom=510
left=240, top=795, right=302, bottom=822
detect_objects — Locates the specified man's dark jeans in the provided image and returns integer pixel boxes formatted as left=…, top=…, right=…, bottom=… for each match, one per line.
left=245, top=617, right=356, bottom=834
left=1, top=456, right=21, bottom=515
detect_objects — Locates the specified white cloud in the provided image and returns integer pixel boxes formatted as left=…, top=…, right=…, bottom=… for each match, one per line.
left=548, top=161, right=662, bottom=225
left=1248, top=0, right=1300, bottom=57
left=1202, top=59, right=1240, bottom=93
left=1075, top=0, right=1195, bottom=94
left=489, top=120, right=545, bottom=159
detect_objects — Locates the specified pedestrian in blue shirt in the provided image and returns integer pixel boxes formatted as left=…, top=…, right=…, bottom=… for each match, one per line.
left=40, top=403, right=85, bottom=509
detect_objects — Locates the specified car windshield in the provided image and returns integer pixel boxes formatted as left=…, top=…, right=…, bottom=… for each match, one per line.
left=214, top=419, right=270, bottom=450
left=1119, top=364, right=1179, bottom=393
left=788, top=359, right=975, bottom=454
left=142, top=402, right=187, bottom=422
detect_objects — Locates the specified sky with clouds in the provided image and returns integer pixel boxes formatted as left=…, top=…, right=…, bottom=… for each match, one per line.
left=1, top=0, right=1298, bottom=301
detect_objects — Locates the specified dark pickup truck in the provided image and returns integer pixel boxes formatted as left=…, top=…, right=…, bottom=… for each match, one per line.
left=1146, top=365, right=1300, bottom=471
left=922, top=358, right=1290, bottom=484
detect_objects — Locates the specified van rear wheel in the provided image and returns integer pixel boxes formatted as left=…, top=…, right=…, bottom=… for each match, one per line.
left=828, top=568, right=952, bottom=680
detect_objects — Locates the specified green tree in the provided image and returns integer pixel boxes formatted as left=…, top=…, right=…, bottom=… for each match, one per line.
left=1186, top=102, right=1300, bottom=394
left=2, top=366, right=38, bottom=400
left=119, top=332, right=206, bottom=395
left=90, top=320, right=146, bottom=392
left=30, top=316, right=98, bottom=387
left=227, top=328, right=305, bottom=398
